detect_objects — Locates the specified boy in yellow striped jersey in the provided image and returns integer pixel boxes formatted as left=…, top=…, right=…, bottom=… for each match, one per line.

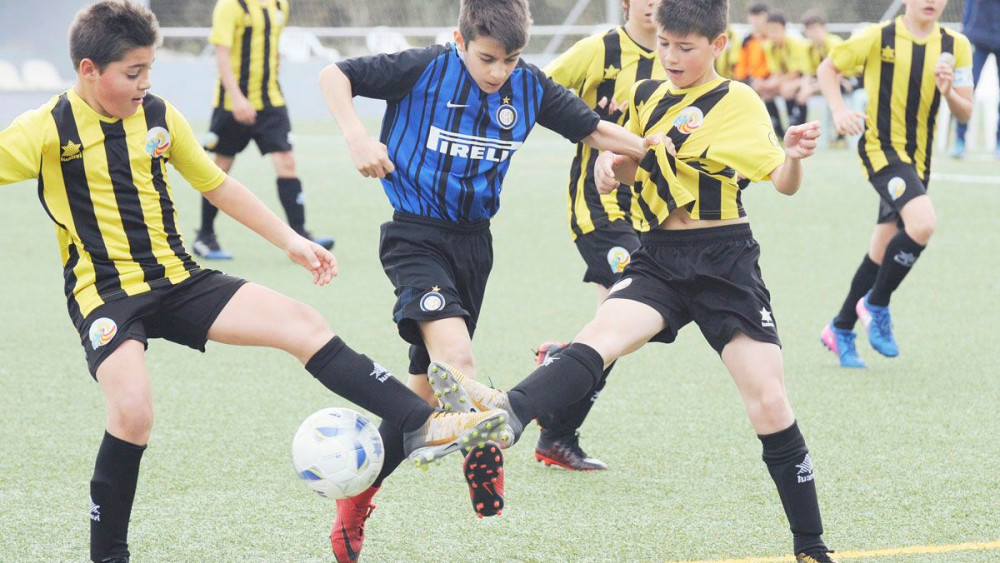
left=534, top=0, right=665, bottom=471
left=817, top=0, right=973, bottom=367
left=196, top=0, right=333, bottom=260
left=427, top=1, right=838, bottom=560
left=0, top=3, right=507, bottom=560
left=754, top=12, right=810, bottom=135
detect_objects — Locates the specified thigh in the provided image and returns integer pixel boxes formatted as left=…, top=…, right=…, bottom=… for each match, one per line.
left=206, top=107, right=252, bottom=157
left=574, top=297, right=667, bottom=365
left=720, top=333, right=793, bottom=435
left=97, top=339, right=154, bottom=443
left=73, top=294, right=156, bottom=378
left=254, top=106, right=293, bottom=155
left=207, top=282, right=333, bottom=363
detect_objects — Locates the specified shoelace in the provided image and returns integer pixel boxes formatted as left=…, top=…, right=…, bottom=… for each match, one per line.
left=873, top=309, right=893, bottom=337
left=838, top=331, right=857, bottom=359
left=562, top=432, right=590, bottom=459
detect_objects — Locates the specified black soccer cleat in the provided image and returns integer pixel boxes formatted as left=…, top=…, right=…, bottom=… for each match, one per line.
left=796, top=549, right=840, bottom=563
left=534, top=432, right=607, bottom=471
left=464, top=443, right=504, bottom=518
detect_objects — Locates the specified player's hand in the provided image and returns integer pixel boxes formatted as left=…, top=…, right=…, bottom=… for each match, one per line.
left=934, top=62, right=954, bottom=96
left=232, top=96, right=257, bottom=125
left=594, top=150, right=628, bottom=194
left=347, top=134, right=396, bottom=179
left=285, top=235, right=338, bottom=286
left=832, top=107, right=865, bottom=137
left=783, top=121, right=821, bottom=160
left=597, top=96, right=629, bottom=121
left=644, top=133, right=676, bottom=156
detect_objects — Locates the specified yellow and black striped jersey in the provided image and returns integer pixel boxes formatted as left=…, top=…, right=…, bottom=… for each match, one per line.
left=544, top=26, right=666, bottom=239
left=763, top=36, right=810, bottom=75
left=715, top=27, right=741, bottom=79
left=805, top=33, right=843, bottom=75
left=624, top=77, right=785, bottom=226
left=0, top=91, right=226, bottom=318
left=210, top=0, right=288, bottom=110
left=830, top=16, right=972, bottom=181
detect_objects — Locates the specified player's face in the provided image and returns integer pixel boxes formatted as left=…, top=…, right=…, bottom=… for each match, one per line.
left=625, top=0, right=656, bottom=34
left=656, top=30, right=724, bottom=89
left=903, top=0, right=948, bottom=24
left=748, top=13, right=768, bottom=35
left=82, top=46, right=154, bottom=119
left=804, top=24, right=826, bottom=44
left=455, top=32, right=521, bottom=94
left=766, top=22, right=786, bottom=44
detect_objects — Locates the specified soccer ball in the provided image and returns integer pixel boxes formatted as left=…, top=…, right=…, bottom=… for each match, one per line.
left=291, top=407, right=385, bottom=500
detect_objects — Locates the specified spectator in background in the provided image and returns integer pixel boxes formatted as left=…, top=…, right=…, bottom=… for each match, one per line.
left=715, top=25, right=741, bottom=78
left=753, top=12, right=809, bottom=136
left=734, top=3, right=770, bottom=83
left=951, top=0, right=1000, bottom=159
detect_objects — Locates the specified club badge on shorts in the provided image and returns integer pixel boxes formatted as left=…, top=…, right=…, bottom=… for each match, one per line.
left=607, top=246, right=631, bottom=273
left=420, top=287, right=446, bottom=312
left=89, top=318, right=118, bottom=350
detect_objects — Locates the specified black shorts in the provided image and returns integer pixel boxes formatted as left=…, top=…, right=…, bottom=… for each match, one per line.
left=605, top=224, right=781, bottom=354
left=379, top=212, right=493, bottom=374
left=205, top=105, right=293, bottom=156
left=575, top=220, right=642, bottom=288
left=71, top=269, right=247, bottom=378
left=872, top=162, right=929, bottom=225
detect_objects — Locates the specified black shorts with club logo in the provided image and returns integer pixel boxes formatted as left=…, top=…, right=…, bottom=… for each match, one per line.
left=871, top=161, right=929, bottom=225
left=205, top=105, right=293, bottom=157
left=605, top=223, right=781, bottom=354
left=574, top=219, right=642, bottom=288
left=379, top=212, right=493, bottom=374
left=71, top=269, right=247, bottom=378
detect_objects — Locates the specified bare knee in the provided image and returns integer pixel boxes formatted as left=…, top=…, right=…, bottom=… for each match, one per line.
left=107, top=396, right=154, bottom=444
left=905, top=218, right=935, bottom=245
left=288, top=303, right=335, bottom=360
left=272, top=151, right=296, bottom=177
left=432, top=343, right=476, bottom=377
left=746, top=390, right=793, bottom=432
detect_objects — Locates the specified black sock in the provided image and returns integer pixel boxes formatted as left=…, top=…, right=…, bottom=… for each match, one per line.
left=372, top=419, right=405, bottom=488
left=305, top=337, right=434, bottom=433
left=765, top=100, right=785, bottom=137
left=507, top=342, right=604, bottom=425
left=789, top=101, right=808, bottom=127
left=868, top=230, right=925, bottom=306
left=277, top=177, right=306, bottom=233
left=200, top=196, right=219, bottom=236
left=833, top=254, right=880, bottom=330
left=538, top=361, right=614, bottom=441
left=90, top=431, right=146, bottom=563
left=759, top=421, right=826, bottom=554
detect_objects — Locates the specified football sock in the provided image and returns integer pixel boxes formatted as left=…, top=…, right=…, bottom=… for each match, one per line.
left=305, top=336, right=434, bottom=433
left=507, top=342, right=604, bottom=426
left=788, top=101, right=808, bottom=127
left=834, top=254, right=879, bottom=330
left=538, top=361, right=615, bottom=441
left=868, top=230, right=925, bottom=306
left=90, top=431, right=146, bottom=563
left=759, top=421, right=826, bottom=554
left=765, top=100, right=785, bottom=138
left=199, top=196, right=219, bottom=236
left=372, top=419, right=404, bottom=487
left=277, top=177, right=306, bottom=234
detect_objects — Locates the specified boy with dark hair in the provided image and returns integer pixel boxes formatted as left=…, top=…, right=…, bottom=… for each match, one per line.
left=319, top=0, right=649, bottom=558
left=428, top=0, right=839, bottom=560
left=818, top=0, right=972, bottom=368
left=0, top=2, right=505, bottom=561
left=797, top=12, right=845, bottom=105
left=194, top=0, right=333, bottom=260
left=733, top=2, right=770, bottom=83
left=533, top=0, right=665, bottom=471
left=753, top=12, right=810, bottom=135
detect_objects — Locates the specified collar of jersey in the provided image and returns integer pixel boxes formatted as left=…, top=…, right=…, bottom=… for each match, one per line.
left=667, top=75, right=725, bottom=96
left=617, top=26, right=656, bottom=57
left=67, top=89, right=126, bottom=124
left=895, top=15, right=941, bottom=45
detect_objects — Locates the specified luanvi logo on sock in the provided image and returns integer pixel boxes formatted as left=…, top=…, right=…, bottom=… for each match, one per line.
left=893, top=251, right=916, bottom=267
left=796, top=454, right=815, bottom=483
left=369, top=362, right=391, bottom=383
left=89, top=496, right=101, bottom=522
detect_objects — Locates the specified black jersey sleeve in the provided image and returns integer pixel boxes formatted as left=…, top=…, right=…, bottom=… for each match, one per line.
left=336, top=44, right=448, bottom=102
left=530, top=64, right=601, bottom=143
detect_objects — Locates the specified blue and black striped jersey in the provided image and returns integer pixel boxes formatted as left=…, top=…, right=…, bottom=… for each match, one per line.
left=337, top=44, right=600, bottom=223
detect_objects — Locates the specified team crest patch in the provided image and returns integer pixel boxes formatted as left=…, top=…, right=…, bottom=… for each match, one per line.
left=61, top=139, right=83, bottom=162
left=673, top=107, right=704, bottom=134
left=496, top=104, right=518, bottom=130
left=608, top=277, right=632, bottom=295
left=89, top=318, right=118, bottom=350
left=420, top=288, right=446, bottom=312
left=888, top=176, right=906, bottom=200
left=202, top=132, right=219, bottom=151
left=607, top=246, right=631, bottom=273
left=145, top=127, right=170, bottom=158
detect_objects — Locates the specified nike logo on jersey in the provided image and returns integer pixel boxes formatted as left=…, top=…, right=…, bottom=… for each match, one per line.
left=446, top=101, right=470, bottom=108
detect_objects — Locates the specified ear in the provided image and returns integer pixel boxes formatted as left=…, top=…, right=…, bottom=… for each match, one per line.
left=453, top=29, right=465, bottom=52
left=712, top=32, right=728, bottom=57
left=78, top=58, right=100, bottom=81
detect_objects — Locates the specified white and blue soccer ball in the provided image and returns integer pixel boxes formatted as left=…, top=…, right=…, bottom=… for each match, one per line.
left=292, top=407, right=384, bottom=500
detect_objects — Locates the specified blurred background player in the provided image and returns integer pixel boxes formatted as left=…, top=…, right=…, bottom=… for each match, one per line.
left=715, top=25, right=741, bottom=79
left=733, top=3, right=771, bottom=85
left=950, top=0, right=1000, bottom=159
left=196, top=0, right=333, bottom=260
left=797, top=10, right=863, bottom=147
left=818, top=0, right=973, bottom=368
left=533, top=0, right=665, bottom=472
left=754, top=12, right=809, bottom=136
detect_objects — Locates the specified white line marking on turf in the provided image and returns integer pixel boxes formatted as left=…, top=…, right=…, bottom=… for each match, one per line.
left=930, top=173, right=1000, bottom=185
left=672, top=539, right=1000, bottom=563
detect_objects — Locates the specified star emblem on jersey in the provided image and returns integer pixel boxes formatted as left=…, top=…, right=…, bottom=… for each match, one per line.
left=603, top=64, right=620, bottom=79
left=881, top=45, right=895, bottom=63
left=61, top=139, right=83, bottom=162
left=796, top=454, right=815, bottom=483
left=502, top=96, right=511, bottom=105
left=496, top=103, right=518, bottom=130
left=420, top=287, right=446, bottom=312
left=760, top=308, right=775, bottom=328
left=888, top=176, right=906, bottom=200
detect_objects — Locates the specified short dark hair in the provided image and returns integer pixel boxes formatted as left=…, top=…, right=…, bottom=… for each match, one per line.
left=458, top=0, right=532, bottom=54
left=656, top=0, right=729, bottom=41
left=747, top=3, right=769, bottom=16
left=802, top=10, right=828, bottom=27
left=766, top=12, right=787, bottom=26
left=69, top=0, right=160, bottom=71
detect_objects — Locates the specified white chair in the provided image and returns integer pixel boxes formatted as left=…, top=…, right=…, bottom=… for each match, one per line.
left=21, top=59, right=70, bottom=90
left=365, top=26, right=411, bottom=55
left=279, top=27, right=341, bottom=63
left=0, top=59, right=25, bottom=91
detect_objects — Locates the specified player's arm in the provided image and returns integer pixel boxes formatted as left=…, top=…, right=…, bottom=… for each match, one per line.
left=318, top=63, right=394, bottom=179
left=0, top=109, right=45, bottom=185
left=818, top=57, right=864, bottom=136
left=582, top=121, right=645, bottom=160
left=770, top=121, right=821, bottom=196
left=208, top=0, right=255, bottom=124
left=938, top=38, right=975, bottom=123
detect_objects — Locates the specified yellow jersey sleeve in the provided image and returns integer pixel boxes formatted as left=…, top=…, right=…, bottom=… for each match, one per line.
left=208, top=0, right=243, bottom=48
left=544, top=33, right=603, bottom=91
left=164, top=102, right=227, bottom=192
left=830, top=24, right=880, bottom=75
left=709, top=83, right=785, bottom=182
left=0, top=107, right=48, bottom=185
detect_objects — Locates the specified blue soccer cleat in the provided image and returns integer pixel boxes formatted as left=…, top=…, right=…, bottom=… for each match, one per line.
left=191, top=230, right=234, bottom=260
left=855, top=293, right=899, bottom=357
left=820, top=320, right=866, bottom=368
left=296, top=228, right=335, bottom=250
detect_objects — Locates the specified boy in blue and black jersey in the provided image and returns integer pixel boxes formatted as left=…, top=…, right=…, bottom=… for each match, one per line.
left=319, top=0, right=648, bottom=559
